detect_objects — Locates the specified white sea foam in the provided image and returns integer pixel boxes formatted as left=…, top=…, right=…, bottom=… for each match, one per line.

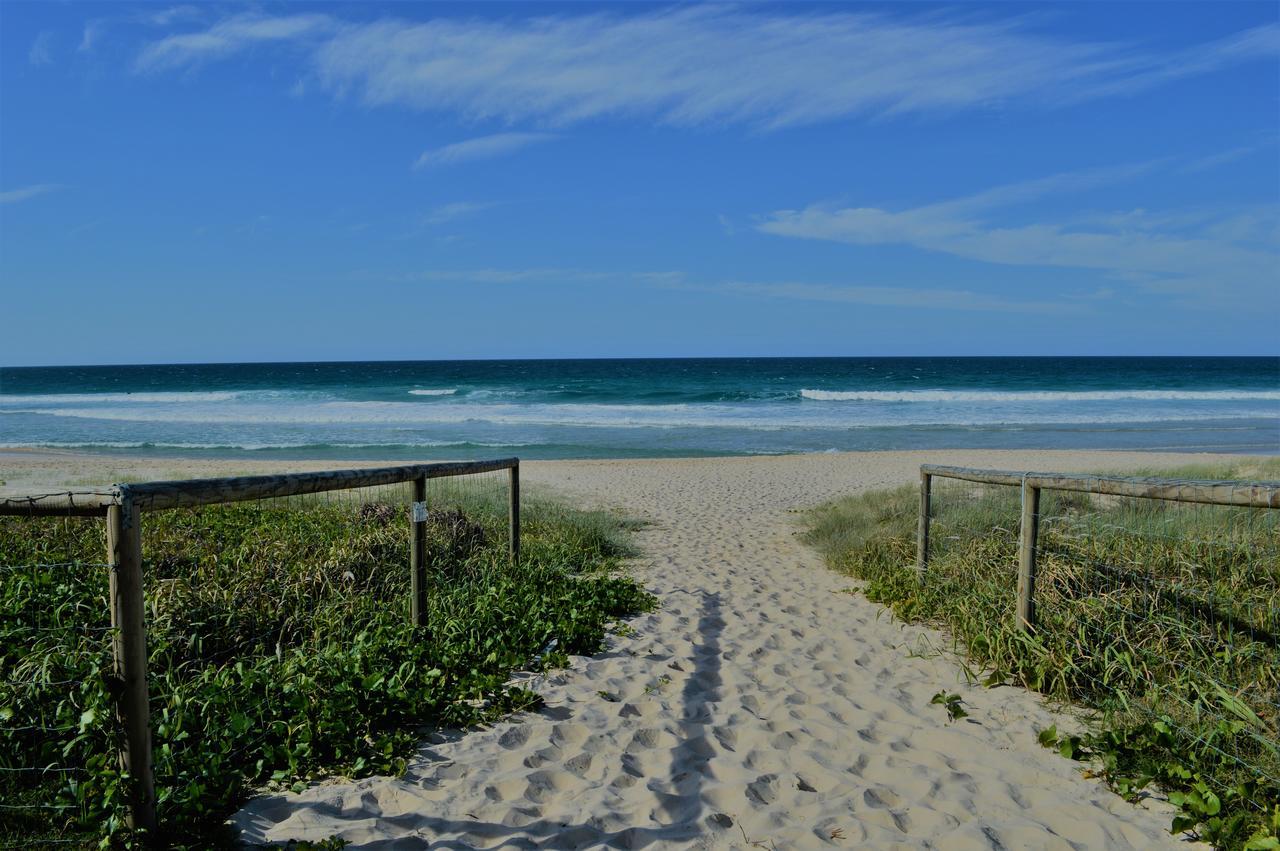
left=0, top=439, right=532, bottom=450
left=0, top=391, right=242, bottom=404
left=407, top=389, right=457, bottom=396
left=6, top=399, right=1275, bottom=430
left=799, top=389, right=1280, bottom=402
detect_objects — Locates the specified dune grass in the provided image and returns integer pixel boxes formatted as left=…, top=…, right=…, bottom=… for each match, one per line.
left=1, top=484, right=653, bottom=848
left=805, top=459, right=1280, bottom=850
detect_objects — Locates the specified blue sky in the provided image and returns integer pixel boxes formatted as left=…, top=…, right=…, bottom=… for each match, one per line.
left=2, top=2, right=1278, bottom=365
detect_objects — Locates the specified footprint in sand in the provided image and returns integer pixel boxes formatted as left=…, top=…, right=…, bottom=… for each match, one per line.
left=562, top=752, right=593, bottom=778
left=232, top=453, right=1205, bottom=850
left=497, top=724, right=531, bottom=750
left=745, top=773, right=781, bottom=806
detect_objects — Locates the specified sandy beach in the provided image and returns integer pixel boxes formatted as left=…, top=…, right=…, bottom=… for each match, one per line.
left=3, top=449, right=1245, bottom=848
left=7, top=0, right=1277, bottom=842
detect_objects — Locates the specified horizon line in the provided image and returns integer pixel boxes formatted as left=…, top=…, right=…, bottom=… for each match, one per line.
left=4, top=353, right=1280, bottom=371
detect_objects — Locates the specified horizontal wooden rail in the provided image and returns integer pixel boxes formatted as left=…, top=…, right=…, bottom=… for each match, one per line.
left=0, top=459, right=520, bottom=516
left=128, top=458, right=519, bottom=511
left=0, top=490, right=119, bottom=516
left=919, top=462, right=1279, bottom=635
left=919, top=465, right=1026, bottom=488
left=921, top=464, right=1280, bottom=509
left=0, top=456, right=520, bottom=837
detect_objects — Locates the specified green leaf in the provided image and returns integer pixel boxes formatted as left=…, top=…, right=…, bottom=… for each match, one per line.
left=1202, top=790, right=1221, bottom=817
left=1244, top=837, right=1280, bottom=851
left=1212, top=682, right=1267, bottom=731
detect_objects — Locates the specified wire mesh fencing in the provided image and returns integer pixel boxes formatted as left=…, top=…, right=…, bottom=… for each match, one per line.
left=918, top=465, right=1279, bottom=826
left=0, top=501, right=116, bottom=848
left=921, top=473, right=1023, bottom=627
left=0, top=460, right=519, bottom=844
left=1034, top=491, right=1279, bottom=808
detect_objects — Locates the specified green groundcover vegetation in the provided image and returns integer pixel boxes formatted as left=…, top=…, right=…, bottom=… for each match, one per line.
left=1, top=487, right=654, bottom=848
left=805, top=459, right=1280, bottom=851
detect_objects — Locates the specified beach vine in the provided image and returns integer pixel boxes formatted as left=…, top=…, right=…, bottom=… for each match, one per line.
left=805, top=460, right=1280, bottom=850
left=0, top=491, right=654, bottom=847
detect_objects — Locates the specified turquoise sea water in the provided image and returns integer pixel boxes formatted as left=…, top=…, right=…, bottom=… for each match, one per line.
left=1, top=358, right=1277, bottom=459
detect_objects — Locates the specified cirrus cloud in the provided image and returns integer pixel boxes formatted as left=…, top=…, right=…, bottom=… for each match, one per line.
left=756, top=159, right=1279, bottom=308
left=134, top=9, right=1280, bottom=130
left=1, top=184, right=63, bottom=205
left=413, top=133, right=557, bottom=170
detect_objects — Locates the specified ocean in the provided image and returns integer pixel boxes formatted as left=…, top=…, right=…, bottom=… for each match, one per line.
left=1, top=358, right=1277, bottom=459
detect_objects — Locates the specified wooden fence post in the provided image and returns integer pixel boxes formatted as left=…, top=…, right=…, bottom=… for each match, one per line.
left=916, top=470, right=932, bottom=580
left=1017, top=480, right=1041, bottom=632
left=410, top=476, right=428, bottom=627
left=509, top=462, right=520, bottom=564
left=106, top=489, right=156, bottom=835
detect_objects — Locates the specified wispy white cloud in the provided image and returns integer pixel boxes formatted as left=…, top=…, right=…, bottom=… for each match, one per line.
left=1181, top=135, right=1278, bottom=173
left=413, top=133, right=557, bottom=170
left=757, top=162, right=1279, bottom=305
left=1069, top=205, right=1279, bottom=248
left=383, top=267, right=693, bottom=286
left=70, top=8, right=200, bottom=56
left=1075, top=22, right=1280, bottom=99
left=722, top=281, right=1082, bottom=314
left=422, top=201, right=501, bottom=225
left=135, top=9, right=1280, bottom=128
left=135, top=13, right=333, bottom=71
left=79, top=20, right=107, bottom=53
left=145, top=6, right=203, bottom=28
left=920, top=161, right=1166, bottom=217
left=634, top=271, right=687, bottom=287
left=29, top=32, right=54, bottom=66
left=1, top=184, right=62, bottom=205
left=391, top=267, right=614, bottom=284
left=388, top=266, right=1081, bottom=314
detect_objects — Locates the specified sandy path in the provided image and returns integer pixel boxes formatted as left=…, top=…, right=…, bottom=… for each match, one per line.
left=223, top=449, right=1233, bottom=849
left=2, top=449, right=1226, bottom=848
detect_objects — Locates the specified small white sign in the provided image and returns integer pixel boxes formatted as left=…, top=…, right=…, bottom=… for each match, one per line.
left=411, top=501, right=429, bottom=523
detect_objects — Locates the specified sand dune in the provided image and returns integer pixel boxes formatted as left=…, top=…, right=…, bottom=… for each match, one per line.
left=0, top=449, right=1219, bottom=847
left=217, top=450, right=1222, bottom=848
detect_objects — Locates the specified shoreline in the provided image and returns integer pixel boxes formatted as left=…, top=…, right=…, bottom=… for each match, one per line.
left=3, top=447, right=1276, bottom=497
left=0, top=420, right=1275, bottom=464
left=5, top=357, right=1276, bottom=462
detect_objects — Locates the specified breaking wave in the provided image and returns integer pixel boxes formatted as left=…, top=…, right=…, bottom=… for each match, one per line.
left=800, top=389, right=1280, bottom=402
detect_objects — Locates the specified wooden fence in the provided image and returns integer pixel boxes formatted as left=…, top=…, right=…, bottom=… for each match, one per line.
left=916, top=464, right=1280, bottom=633
left=0, top=457, right=520, bottom=835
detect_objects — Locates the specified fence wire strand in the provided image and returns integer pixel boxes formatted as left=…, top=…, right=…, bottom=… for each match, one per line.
left=1036, top=491, right=1279, bottom=800
left=2, top=465, right=517, bottom=844
left=0, top=501, right=109, bottom=845
left=923, top=470, right=1279, bottom=820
